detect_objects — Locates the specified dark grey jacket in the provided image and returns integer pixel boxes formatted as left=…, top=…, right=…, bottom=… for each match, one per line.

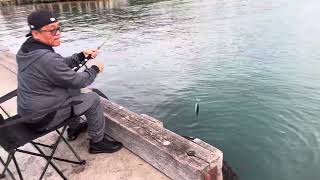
left=16, top=38, right=98, bottom=120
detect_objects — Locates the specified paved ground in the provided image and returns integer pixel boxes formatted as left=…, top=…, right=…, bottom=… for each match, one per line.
left=0, top=48, right=169, bottom=180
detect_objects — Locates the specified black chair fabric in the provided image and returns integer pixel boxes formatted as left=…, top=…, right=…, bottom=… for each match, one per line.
left=0, top=89, right=81, bottom=153
left=0, top=116, right=72, bottom=153
left=0, top=89, right=85, bottom=180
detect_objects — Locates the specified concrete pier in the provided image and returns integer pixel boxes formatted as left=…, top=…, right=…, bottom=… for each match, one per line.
left=0, top=48, right=170, bottom=180
left=0, top=46, right=223, bottom=180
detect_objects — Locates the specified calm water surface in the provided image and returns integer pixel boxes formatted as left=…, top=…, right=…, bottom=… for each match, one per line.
left=1, top=0, right=320, bottom=179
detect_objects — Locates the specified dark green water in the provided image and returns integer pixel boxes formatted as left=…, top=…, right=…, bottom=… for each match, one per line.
left=1, top=0, right=320, bottom=179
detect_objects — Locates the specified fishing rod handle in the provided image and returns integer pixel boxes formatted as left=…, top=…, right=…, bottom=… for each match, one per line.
left=74, top=54, right=93, bottom=72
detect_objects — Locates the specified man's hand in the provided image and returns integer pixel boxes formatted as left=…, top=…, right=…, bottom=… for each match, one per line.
left=83, top=48, right=98, bottom=59
left=92, top=62, right=104, bottom=73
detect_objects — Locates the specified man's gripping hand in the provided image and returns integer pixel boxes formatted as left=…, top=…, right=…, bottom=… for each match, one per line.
left=91, top=62, right=104, bottom=73
left=83, top=48, right=98, bottom=59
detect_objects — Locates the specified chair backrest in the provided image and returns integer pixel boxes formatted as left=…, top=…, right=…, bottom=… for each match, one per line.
left=0, top=89, right=17, bottom=119
left=0, top=115, right=48, bottom=153
left=0, top=89, right=17, bottom=105
left=0, top=89, right=18, bottom=128
left=0, top=114, right=4, bottom=125
left=0, top=89, right=81, bottom=152
left=0, top=111, right=74, bottom=153
left=0, top=89, right=39, bottom=152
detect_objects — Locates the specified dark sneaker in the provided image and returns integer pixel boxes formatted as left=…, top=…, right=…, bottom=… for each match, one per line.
left=67, top=121, right=88, bottom=141
left=89, top=138, right=123, bottom=154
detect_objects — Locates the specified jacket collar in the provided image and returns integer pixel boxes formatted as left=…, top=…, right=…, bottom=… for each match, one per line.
left=20, top=37, right=54, bottom=53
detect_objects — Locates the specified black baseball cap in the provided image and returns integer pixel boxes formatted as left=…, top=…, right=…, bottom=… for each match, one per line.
left=26, top=9, right=58, bottom=37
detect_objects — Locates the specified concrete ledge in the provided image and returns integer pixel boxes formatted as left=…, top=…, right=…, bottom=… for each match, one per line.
left=101, top=99, right=223, bottom=180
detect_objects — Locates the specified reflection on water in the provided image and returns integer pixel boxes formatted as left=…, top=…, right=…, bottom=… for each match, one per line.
left=1, top=0, right=320, bottom=180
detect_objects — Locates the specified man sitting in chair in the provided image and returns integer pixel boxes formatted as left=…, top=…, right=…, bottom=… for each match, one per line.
left=16, top=9, right=122, bottom=154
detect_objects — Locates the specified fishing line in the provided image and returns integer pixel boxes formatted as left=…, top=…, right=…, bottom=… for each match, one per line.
left=73, top=23, right=127, bottom=72
left=74, top=3, right=150, bottom=72
left=72, top=4, right=150, bottom=73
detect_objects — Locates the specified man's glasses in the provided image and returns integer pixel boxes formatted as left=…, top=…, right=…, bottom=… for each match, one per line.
left=38, top=26, right=62, bottom=36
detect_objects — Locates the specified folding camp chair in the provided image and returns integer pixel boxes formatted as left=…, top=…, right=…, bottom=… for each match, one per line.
left=0, top=89, right=86, bottom=180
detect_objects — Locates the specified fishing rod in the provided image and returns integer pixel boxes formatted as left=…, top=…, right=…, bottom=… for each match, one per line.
left=73, top=3, right=148, bottom=72
left=72, top=40, right=110, bottom=100
left=73, top=23, right=127, bottom=72
left=73, top=40, right=107, bottom=72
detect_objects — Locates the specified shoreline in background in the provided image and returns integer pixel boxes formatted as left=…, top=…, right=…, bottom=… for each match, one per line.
left=0, top=0, right=101, bottom=7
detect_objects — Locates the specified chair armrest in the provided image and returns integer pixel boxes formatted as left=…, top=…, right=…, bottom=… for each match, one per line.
left=0, top=89, right=17, bottom=104
left=0, top=100, right=82, bottom=128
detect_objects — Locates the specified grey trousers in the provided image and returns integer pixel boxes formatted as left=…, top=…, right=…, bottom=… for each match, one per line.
left=39, top=92, right=106, bottom=143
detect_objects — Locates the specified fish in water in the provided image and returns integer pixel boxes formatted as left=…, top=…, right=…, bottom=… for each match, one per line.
left=195, top=102, right=200, bottom=116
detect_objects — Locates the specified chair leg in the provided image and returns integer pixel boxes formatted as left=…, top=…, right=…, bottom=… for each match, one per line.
left=18, top=147, right=83, bottom=165
left=13, top=124, right=85, bottom=180
left=39, top=125, right=68, bottom=180
left=0, top=156, right=6, bottom=179
left=12, top=154, right=23, bottom=180
left=31, top=144, right=67, bottom=180
left=56, top=129, right=85, bottom=164
left=1, top=153, right=17, bottom=180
